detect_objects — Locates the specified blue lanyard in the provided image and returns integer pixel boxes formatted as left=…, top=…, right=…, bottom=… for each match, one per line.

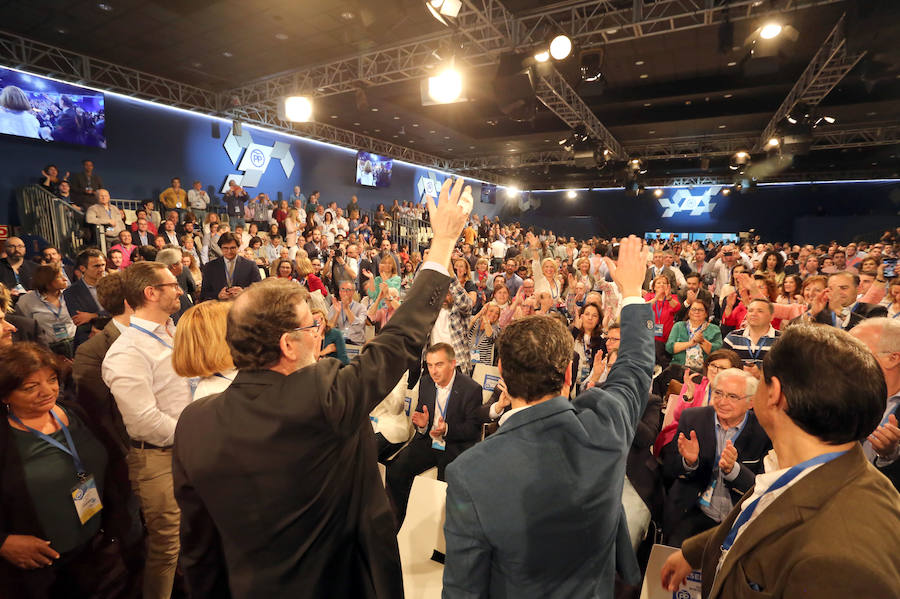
left=213, top=372, right=233, bottom=381
left=39, top=295, right=64, bottom=320
left=714, top=414, right=748, bottom=465
left=435, top=388, right=450, bottom=420
left=892, top=311, right=900, bottom=320
left=736, top=334, right=770, bottom=360
left=9, top=409, right=88, bottom=479
left=721, top=450, right=847, bottom=552
left=130, top=323, right=173, bottom=349
left=653, top=299, right=666, bottom=322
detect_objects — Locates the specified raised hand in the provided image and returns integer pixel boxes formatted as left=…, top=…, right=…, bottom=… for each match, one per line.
left=411, top=405, right=429, bottom=429
left=612, top=236, right=651, bottom=298
left=426, top=178, right=472, bottom=268
left=677, top=430, right=700, bottom=466
left=868, top=414, right=900, bottom=459
left=719, top=439, right=738, bottom=474
left=362, top=268, right=373, bottom=279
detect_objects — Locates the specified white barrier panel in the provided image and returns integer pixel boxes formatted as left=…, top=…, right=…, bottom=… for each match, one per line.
left=398, top=475, right=447, bottom=599
left=640, top=544, right=702, bottom=599
left=472, top=363, right=501, bottom=404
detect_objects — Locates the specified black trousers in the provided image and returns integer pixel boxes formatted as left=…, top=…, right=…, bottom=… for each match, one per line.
left=375, top=432, right=406, bottom=464
left=385, top=436, right=454, bottom=530
left=666, top=505, right=719, bottom=548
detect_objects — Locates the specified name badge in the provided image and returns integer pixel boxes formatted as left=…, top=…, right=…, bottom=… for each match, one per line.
left=52, top=322, right=69, bottom=341
left=653, top=323, right=664, bottom=336
left=698, top=479, right=716, bottom=507
left=176, top=202, right=182, bottom=208
left=369, top=415, right=378, bottom=426
left=71, top=475, right=103, bottom=525
left=432, top=438, right=446, bottom=451
left=471, top=349, right=480, bottom=363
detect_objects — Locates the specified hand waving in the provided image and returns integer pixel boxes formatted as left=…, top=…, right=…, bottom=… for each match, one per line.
left=677, top=430, right=700, bottom=466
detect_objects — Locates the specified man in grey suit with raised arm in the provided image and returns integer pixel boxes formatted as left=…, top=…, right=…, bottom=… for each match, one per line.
left=442, top=236, right=655, bottom=599
left=172, top=178, right=473, bottom=599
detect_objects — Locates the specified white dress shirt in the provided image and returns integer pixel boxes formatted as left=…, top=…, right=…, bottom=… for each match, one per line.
left=417, top=372, right=456, bottom=438
left=193, top=368, right=237, bottom=401
left=101, top=315, right=193, bottom=446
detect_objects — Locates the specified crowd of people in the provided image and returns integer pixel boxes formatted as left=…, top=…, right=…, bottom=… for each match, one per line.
left=0, top=164, right=899, bottom=599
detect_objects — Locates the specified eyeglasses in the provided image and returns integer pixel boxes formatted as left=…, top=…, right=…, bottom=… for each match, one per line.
left=290, top=320, right=321, bottom=334
left=152, top=282, right=181, bottom=290
left=707, top=363, right=725, bottom=373
left=711, top=389, right=751, bottom=403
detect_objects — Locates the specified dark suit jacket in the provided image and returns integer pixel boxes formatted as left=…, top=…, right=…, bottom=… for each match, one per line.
left=173, top=268, right=453, bottom=599
left=627, top=394, right=663, bottom=521
left=814, top=301, right=889, bottom=330
left=0, top=258, right=37, bottom=292
left=7, top=314, right=39, bottom=344
left=132, top=230, right=156, bottom=247
left=661, top=407, right=771, bottom=527
left=410, top=370, right=484, bottom=461
left=64, top=278, right=105, bottom=347
left=442, top=302, right=655, bottom=598
left=682, top=445, right=900, bottom=598
left=69, top=171, right=104, bottom=208
left=199, top=256, right=261, bottom=301
left=72, top=320, right=129, bottom=455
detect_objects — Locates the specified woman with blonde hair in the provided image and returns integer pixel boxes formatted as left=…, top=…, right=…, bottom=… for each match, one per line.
left=311, top=307, right=349, bottom=365
left=0, top=85, right=39, bottom=138
left=173, top=301, right=236, bottom=400
left=182, top=252, right=202, bottom=288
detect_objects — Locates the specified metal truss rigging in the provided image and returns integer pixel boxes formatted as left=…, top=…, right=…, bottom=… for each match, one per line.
left=754, top=14, right=866, bottom=151
left=0, top=30, right=217, bottom=112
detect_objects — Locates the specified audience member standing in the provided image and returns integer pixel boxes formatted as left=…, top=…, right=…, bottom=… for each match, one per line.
left=172, top=178, right=471, bottom=599
left=187, top=181, right=210, bottom=222
left=199, top=233, right=261, bottom=301
left=661, top=324, right=900, bottom=598
left=63, top=248, right=107, bottom=348
left=69, top=159, right=104, bottom=209
left=159, top=178, right=187, bottom=216
left=102, top=261, right=193, bottom=599
left=441, top=236, right=654, bottom=598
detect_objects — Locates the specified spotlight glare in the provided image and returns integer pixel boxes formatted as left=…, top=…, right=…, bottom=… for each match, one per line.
left=722, top=188, right=731, bottom=195
left=653, top=188, right=663, bottom=197
left=760, top=23, right=783, bottom=39
left=735, top=151, right=749, bottom=160
left=549, top=35, right=572, bottom=60
left=534, top=50, right=550, bottom=63
left=767, top=137, right=780, bottom=147
left=566, top=190, right=577, bottom=199
left=506, top=186, right=520, bottom=198
left=427, top=67, right=463, bottom=103
left=822, top=115, right=836, bottom=124
left=283, top=96, right=313, bottom=122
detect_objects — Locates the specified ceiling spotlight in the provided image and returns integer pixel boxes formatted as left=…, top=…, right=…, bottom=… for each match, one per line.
left=566, top=190, right=577, bottom=199
left=549, top=35, right=572, bottom=60
left=653, top=188, right=663, bottom=197
left=722, top=188, right=732, bottom=195
left=729, top=150, right=750, bottom=170
left=735, top=151, right=749, bottom=159
left=766, top=137, right=780, bottom=147
left=427, top=63, right=463, bottom=103
left=760, top=23, right=783, bottom=39
left=814, top=115, right=836, bottom=126
left=505, top=186, right=520, bottom=198
left=425, top=0, right=462, bottom=26
left=281, top=96, right=313, bottom=122
left=534, top=50, right=550, bottom=63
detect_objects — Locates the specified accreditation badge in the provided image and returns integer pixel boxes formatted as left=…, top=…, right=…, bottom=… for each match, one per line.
left=71, top=475, right=103, bottom=525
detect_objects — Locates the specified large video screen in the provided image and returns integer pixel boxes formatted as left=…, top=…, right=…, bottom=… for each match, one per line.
left=0, top=66, right=106, bottom=148
left=356, top=151, right=392, bottom=188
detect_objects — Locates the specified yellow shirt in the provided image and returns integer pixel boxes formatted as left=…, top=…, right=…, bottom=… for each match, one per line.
left=463, top=226, right=476, bottom=246
left=159, top=187, right=187, bottom=209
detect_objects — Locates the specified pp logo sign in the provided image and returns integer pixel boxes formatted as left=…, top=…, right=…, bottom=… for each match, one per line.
left=249, top=148, right=266, bottom=168
left=658, top=187, right=721, bottom=218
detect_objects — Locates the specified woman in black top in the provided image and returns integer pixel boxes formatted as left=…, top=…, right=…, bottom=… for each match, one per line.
left=0, top=343, right=136, bottom=598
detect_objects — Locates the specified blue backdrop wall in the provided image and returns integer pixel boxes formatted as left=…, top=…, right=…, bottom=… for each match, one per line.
left=0, top=91, right=493, bottom=228
left=0, top=87, right=896, bottom=245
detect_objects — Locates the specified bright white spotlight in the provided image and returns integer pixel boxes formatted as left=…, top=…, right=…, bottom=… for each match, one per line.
left=505, top=186, right=520, bottom=198
left=722, top=188, right=731, bottom=195
left=735, top=151, right=749, bottom=160
left=425, top=0, right=462, bottom=26
left=534, top=50, right=550, bottom=63
left=766, top=137, right=780, bottom=147
left=653, top=188, right=663, bottom=197
left=427, top=67, right=463, bottom=104
left=283, top=96, right=313, bottom=122
left=760, top=23, right=783, bottom=39
left=566, top=190, right=577, bottom=199
left=549, top=35, right=572, bottom=60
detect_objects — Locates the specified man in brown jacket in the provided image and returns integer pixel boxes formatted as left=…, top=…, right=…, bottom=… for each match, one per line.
left=72, top=271, right=133, bottom=454
left=661, top=323, right=900, bottom=598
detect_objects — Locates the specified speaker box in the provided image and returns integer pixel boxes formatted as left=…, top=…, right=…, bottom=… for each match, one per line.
left=493, top=53, right=536, bottom=122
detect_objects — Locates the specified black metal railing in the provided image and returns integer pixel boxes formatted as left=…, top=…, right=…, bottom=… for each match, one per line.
left=16, top=185, right=101, bottom=257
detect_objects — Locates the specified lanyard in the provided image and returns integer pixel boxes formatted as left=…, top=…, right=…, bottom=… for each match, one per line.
left=714, top=415, right=747, bottom=465
left=688, top=322, right=705, bottom=339
left=435, top=388, right=450, bottom=420
left=737, top=334, right=769, bottom=360
left=653, top=299, right=666, bottom=323
left=130, top=323, right=173, bottom=349
left=720, top=450, right=847, bottom=552
left=9, top=410, right=88, bottom=480
left=39, top=294, right=64, bottom=320
left=892, top=310, right=900, bottom=320
left=213, top=372, right=233, bottom=381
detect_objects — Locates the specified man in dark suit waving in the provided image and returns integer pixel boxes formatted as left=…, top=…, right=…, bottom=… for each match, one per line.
left=384, top=343, right=483, bottom=528
left=442, top=236, right=655, bottom=599
left=199, top=232, right=261, bottom=301
left=172, top=178, right=473, bottom=599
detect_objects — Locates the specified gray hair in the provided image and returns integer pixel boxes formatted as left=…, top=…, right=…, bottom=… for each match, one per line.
left=156, top=247, right=183, bottom=267
left=713, top=367, right=758, bottom=398
left=852, top=317, right=900, bottom=354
